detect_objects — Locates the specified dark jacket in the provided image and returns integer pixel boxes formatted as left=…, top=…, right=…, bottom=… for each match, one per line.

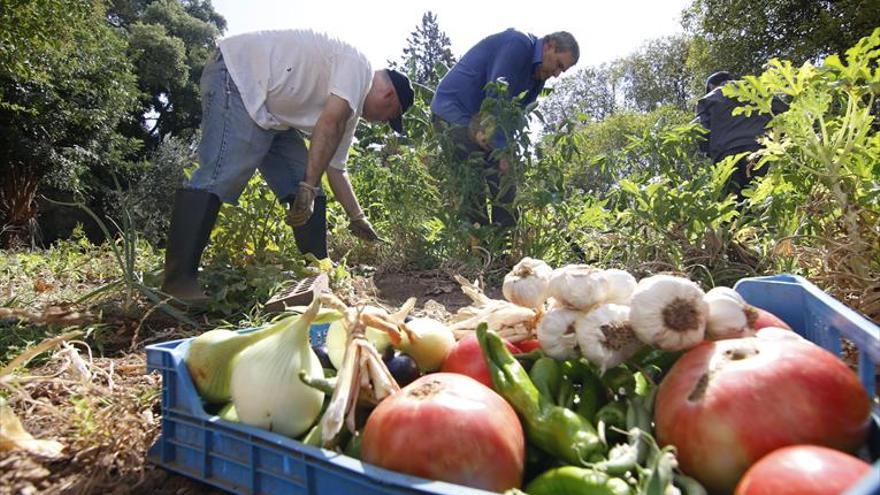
left=696, top=84, right=788, bottom=162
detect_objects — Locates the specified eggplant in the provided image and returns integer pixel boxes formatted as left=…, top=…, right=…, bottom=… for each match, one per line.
left=385, top=352, right=420, bottom=387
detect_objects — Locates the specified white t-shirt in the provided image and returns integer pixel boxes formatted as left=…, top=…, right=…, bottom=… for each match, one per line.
left=218, top=29, right=373, bottom=170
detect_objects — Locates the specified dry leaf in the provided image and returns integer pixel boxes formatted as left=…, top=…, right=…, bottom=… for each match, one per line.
left=0, top=398, right=64, bottom=458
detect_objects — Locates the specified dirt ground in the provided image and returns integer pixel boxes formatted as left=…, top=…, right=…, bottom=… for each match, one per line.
left=1, top=270, right=495, bottom=495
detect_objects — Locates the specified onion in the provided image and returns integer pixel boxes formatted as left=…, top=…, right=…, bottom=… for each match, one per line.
left=187, top=307, right=342, bottom=403
left=399, top=317, right=456, bottom=372
left=230, top=298, right=326, bottom=438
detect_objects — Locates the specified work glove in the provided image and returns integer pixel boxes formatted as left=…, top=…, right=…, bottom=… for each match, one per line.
left=286, top=182, right=319, bottom=227
left=348, top=213, right=381, bottom=242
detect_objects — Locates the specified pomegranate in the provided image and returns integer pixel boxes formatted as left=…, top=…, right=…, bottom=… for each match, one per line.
left=361, top=373, right=524, bottom=491
left=655, top=328, right=871, bottom=493
left=735, top=445, right=873, bottom=495
left=751, top=306, right=792, bottom=331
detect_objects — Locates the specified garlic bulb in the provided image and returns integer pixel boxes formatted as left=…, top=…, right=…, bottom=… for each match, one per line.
left=704, top=286, right=758, bottom=340
left=230, top=299, right=325, bottom=438
left=537, top=307, right=583, bottom=359
left=575, top=304, right=643, bottom=373
left=629, top=275, right=708, bottom=351
left=548, top=265, right=609, bottom=310
left=602, top=269, right=638, bottom=305
left=502, top=257, right=553, bottom=309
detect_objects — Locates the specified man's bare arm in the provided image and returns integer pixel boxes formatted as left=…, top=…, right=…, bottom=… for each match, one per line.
left=303, top=94, right=353, bottom=186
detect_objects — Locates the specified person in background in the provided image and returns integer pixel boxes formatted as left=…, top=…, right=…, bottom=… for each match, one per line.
left=431, top=29, right=578, bottom=227
left=161, top=29, right=414, bottom=304
left=696, top=71, right=788, bottom=203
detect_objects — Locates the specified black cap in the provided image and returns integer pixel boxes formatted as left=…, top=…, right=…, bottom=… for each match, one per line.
left=705, top=71, right=733, bottom=93
left=385, top=69, right=414, bottom=134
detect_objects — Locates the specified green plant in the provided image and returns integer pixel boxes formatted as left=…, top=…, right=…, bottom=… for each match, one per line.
left=723, top=28, right=880, bottom=317
left=46, top=189, right=196, bottom=326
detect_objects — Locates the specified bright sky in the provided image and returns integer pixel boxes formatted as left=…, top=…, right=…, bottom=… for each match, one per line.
left=211, top=0, right=691, bottom=72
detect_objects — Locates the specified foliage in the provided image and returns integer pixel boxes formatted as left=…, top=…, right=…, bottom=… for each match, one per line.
left=203, top=173, right=324, bottom=315
left=112, top=135, right=197, bottom=245
left=0, top=0, right=141, bottom=248
left=540, top=35, right=695, bottom=131
left=389, top=11, right=456, bottom=88
left=621, top=35, right=695, bottom=113
left=724, top=28, right=880, bottom=315
left=683, top=0, right=880, bottom=79
left=539, top=64, right=623, bottom=132
left=109, top=0, right=224, bottom=148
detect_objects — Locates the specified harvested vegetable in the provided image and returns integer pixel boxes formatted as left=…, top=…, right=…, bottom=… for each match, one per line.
left=230, top=299, right=325, bottom=438
left=629, top=274, right=708, bottom=351
left=502, top=257, right=553, bottom=309
left=575, top=303, right=642, bottom=373
left=735, top=445, right=872, bottom=495
left=187, top=324, right=287, bottom=404
left=477, top=324, right=603, bottom=466
left=704, top=286, right=757, bottom=339
left=449, top=275, right=539, bottom=343
left=536, top=307, right=582, bottom=360
left=547, top=265, right=609, bottom=311
left=187, top=307, right=341, bottom=403
left=525, top=466, right=630, bottom=495
left=361, top=373, right=525, bottom=492
left=655, top=327, right=872, bottom=493
left=398, top=316, right=456, bottom=372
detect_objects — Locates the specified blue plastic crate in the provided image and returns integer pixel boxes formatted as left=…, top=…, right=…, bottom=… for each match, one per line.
left=147, top=275, right=880, bottom=495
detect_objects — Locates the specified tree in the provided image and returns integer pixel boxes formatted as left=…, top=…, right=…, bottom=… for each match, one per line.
left=683, top=0, right=880, bottom=79
left=538, top=63, right=624, bottom=132
left=620, top=35, right=695, bottom=112
left=108, top=0, right=225, bottom=148
left=392, top=11, right=456, bottom=88
left=0, top=0, right=141, bottom=247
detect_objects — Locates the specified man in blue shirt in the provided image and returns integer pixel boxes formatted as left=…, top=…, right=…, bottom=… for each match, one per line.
left=431, top=29, right=578, bottom=227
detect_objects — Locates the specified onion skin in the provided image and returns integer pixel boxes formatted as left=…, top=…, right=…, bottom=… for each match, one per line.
left=655, top=330, right=871, bottom=494
left=735, top=445, right=873, bottom=495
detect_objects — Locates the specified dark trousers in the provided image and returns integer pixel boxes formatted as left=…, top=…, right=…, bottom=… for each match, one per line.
left=432, top=115, right=518, bottom=227
left=716, top=144, right=766, bottom=204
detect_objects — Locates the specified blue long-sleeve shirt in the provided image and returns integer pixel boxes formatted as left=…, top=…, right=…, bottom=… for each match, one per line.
left=431, top=29, right=544, bottom=149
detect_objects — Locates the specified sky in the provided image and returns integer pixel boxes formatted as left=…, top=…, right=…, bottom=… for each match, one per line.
left=210, top=0, right=691, bottom=73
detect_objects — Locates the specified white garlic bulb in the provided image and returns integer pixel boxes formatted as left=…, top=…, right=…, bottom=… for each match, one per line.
left=629, top=274, right=708, bottom=351
left=704, top=286, right=758, bottom=340
left=575, top=303, right=643, bottom=373
left=536, top=307, right=583, bottom=360
left=502, top=257, right=553, bottom=309
left=602, top=269, right=638, bottom=305
left=547, top=265, right=609, bottom=311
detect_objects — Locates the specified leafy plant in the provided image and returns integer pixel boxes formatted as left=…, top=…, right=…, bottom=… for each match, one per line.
left=724, top=27, right=880, bottom=317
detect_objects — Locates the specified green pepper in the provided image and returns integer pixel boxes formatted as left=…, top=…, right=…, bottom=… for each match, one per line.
left=596, top=401, right=628, bottom=434
left=477, top=324, right=603, bottom=466
left=529, top=356, right=562, bottom=402
left=602, top=366, right=636, bottom=397
left=526, top=466, right=631, bottom=495
left=574, top=364, right=606, bottom=422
